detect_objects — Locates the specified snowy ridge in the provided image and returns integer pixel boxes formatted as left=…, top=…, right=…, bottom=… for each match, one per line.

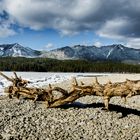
left=42, top=44, right=140, bottom=61
left=118, top=44, right=124, bottom=50
left=0, top=43, right=41, bottom=57
left=106, top=45, right=124, bottom=58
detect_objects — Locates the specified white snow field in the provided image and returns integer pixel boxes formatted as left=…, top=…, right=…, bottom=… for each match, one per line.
left=0, top=72, right=110, bottom=95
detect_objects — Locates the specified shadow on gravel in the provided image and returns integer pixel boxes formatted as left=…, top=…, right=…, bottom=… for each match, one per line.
left=60, top=102, right=140, bottom=118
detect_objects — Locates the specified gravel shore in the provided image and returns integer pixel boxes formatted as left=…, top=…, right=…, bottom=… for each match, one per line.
left=0, top=74, right=140, bottom=140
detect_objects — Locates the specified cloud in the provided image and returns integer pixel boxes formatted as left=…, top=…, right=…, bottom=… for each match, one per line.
left=0, top=25, right=16, bottom=37
left=96, top=18, right=128, bottom=40
left=97, top=17, right=140, bottom=40
left=44, top=43, right=55, bottom=50
left=0, top=10, right=16, bottom=37
left=93, top=41, right=103, bottom=47
left=0, top=0, right=140, bottom=48
left=126, top=38, right=140, bottom=49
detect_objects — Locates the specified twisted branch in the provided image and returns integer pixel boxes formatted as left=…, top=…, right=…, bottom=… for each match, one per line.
left=0, top=72, right=139, bottom=109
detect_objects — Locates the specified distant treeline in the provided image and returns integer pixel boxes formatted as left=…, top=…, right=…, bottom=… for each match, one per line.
left=0, top=57, right=140, bottom=73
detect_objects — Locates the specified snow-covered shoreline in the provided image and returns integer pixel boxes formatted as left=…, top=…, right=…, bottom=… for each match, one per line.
left=0, top=72, right=111, bottom=95
left=1, top=72, right=140, bottom=96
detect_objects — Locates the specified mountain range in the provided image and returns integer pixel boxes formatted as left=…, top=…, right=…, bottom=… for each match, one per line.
left=0, top=43, right=140, bottom=62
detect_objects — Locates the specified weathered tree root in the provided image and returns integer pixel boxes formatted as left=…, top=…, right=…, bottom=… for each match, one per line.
left=0, top=72, right=140, bottom=109
left=103, top=79, right=140, bottom=110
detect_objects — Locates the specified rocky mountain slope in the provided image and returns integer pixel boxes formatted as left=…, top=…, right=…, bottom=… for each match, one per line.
left=0, top=43, right=41, bottom=57
left=41, top=44, right=140, bottom=61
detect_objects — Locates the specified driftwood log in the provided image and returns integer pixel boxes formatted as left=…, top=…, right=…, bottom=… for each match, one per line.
left=0, top=72, right=140, bottom=109
left=103, top=79, right=140, bottom=109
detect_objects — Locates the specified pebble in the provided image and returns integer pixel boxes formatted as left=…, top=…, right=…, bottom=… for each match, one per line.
left=0, top=95, right=140, bottom=140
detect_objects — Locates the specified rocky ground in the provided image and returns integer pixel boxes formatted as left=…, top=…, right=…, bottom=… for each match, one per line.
left=0, top=75, right=140, bottom=140
left=0, top=95, right=140, bottom=140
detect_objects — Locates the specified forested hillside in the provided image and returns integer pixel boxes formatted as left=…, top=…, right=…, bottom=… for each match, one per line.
left=0, top=57, right=139, bottom=73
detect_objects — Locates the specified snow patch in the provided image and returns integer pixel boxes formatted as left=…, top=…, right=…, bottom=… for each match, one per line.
left=118, top=45, right=124, bottom=51
left=0, top=47, right=4, bottom=51
left=106, top=48, right=114, bottom=58
left=0, top=72, right=76, bottom=95
left=12, top=48, right=22, bottom=56
left=0, top=72, right=110, bottom=96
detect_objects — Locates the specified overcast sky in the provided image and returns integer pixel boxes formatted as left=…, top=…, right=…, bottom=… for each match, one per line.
left=0, top=0, right=140, bottom=50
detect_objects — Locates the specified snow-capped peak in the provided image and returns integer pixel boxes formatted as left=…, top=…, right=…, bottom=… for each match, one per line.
left=117, top=44, right=124, bottom=50
left=0, top=43, right=41, bottom=57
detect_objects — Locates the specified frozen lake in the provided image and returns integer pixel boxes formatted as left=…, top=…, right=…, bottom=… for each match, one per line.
left=0, top=72, right=111, bottom=95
